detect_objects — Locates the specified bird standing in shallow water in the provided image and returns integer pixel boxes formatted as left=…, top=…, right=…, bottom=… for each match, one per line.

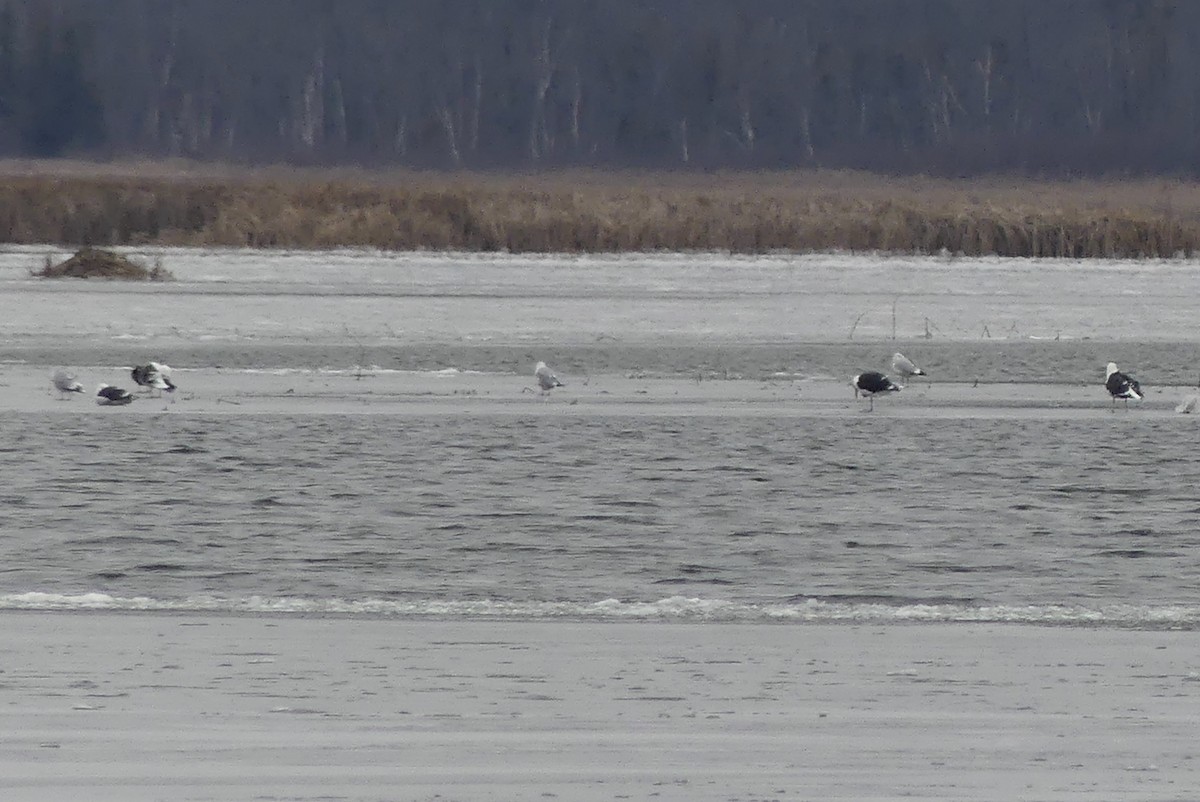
left=51, top=370, right=84, bottom=399
left=852, top=371, right=902, bottom=412
left=1104, top=362, right=1142, bottom=411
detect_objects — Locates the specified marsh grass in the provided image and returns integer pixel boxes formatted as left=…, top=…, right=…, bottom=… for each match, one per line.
left=0, top=161, right=1196, bottom=257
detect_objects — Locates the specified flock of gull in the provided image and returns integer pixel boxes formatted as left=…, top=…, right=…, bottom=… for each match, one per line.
left=851, top=354, right=1148, bottom=412
left=51, top=362, right=176, bottom=406
left=849, top=353, right=926, bottom=412
left=46, top=355, right=1172, bottom=413
left=534, top=352, right=1152, bottom=412
left=851, top=354, right=1153, bottom=412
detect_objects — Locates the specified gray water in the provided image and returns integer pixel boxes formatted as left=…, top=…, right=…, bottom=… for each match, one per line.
left=2, top=399, right=1198, bottom=626
left=1, top=247, right=1199, bottom=627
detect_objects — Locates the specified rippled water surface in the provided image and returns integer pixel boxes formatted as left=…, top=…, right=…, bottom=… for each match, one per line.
left=1, top=248, right=1199, bottom=627
left=2, top=409, right=1198, bottom=625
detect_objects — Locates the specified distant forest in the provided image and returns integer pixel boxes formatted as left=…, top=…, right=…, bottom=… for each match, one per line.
left=1, top=0, right=1196, bottom=175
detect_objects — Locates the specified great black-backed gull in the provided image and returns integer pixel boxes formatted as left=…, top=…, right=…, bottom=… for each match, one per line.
left=532, top=361, right=565, bottom=396
left=131, top=362, right=176, bottom=399
left=96, top=384, right=134, bottom=406
left=1104, top=362, right=1142, bottom=410
left=891, top=352, right=925, bottom=380
left=51, top=369, right=84, bottom=399
left=852, top=371, right=902, bottom=411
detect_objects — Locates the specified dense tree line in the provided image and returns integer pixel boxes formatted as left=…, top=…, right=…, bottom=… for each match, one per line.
left=0, top=0, right=1195, bottom=174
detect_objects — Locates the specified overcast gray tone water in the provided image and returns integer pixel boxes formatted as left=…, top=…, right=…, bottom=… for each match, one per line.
left=0, top=247, right=1197, bottom=627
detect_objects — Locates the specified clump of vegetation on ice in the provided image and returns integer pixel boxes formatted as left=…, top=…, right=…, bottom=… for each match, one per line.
left=34, top=247, right=173, bottom=280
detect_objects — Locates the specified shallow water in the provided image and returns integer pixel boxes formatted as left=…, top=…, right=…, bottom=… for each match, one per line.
left=1, top=248, right=1199, bottom=627
left=1, top=411, right=1198, bottom=626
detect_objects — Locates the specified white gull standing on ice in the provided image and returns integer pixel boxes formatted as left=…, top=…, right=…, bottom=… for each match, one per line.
left=532, top=361, right=565, bottom=396
left=891, top=352, right=925, bottom=381
left=51, top=369, right=84, bottom=399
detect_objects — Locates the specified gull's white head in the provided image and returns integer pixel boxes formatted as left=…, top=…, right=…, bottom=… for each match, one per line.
left=1106, top=362, right=1120, bottom=379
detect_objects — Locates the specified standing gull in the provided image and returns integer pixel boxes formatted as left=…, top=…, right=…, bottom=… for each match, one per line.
left=533, top=361, right=565, bottom=396
left=51, top=369, right=84, bottom=399
left=131, top=362, right=177, bottom=400
left=852, top=371, right=902, bottom=412
left=1104, top=362, right=1141, bottom=410
left=96, top=384, right=134, bottom=406
left=891, top=352, right=926, bottom=381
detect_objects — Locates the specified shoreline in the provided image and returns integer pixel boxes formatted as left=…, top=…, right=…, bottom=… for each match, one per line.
left=6, top=366, right=1194, bottom=417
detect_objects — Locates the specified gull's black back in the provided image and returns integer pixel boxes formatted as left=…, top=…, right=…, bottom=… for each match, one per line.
left=856, top=371, right=898, bottom=394
left=1106, top=371, right=1140, bottom=399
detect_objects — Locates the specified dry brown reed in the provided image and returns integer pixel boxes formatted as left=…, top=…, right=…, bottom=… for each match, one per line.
left=0, top=161, right=1196, bottom=257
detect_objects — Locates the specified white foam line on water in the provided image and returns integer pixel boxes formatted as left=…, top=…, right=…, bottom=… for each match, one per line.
left=2, top=592, right=1197, bottom=628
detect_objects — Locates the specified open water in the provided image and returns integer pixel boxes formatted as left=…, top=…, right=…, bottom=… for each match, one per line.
left=0, top=247, right=1198, bottom=628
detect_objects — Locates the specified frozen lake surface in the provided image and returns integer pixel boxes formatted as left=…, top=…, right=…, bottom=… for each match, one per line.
left=2, top=246, right=1199, bottom=346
